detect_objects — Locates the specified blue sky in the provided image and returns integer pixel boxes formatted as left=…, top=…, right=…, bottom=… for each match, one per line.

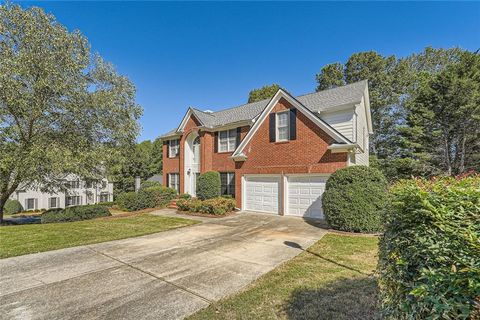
left=21, top=1, right=480, bottom=141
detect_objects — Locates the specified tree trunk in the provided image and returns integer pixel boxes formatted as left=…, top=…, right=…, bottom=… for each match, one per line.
left=0, top=180, right=21, bottom=224
left=0, top=197, right=6, bottom=224
left=443, top=132, right=452, bottom=176
left=459, top=131, right=467, bottom=174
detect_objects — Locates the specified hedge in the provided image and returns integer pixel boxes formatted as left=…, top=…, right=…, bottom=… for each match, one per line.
left=322, top=166, right=387, bottom=233
left=378, top=176, right=480, bottom=319
left=116, top=186, right=177, bottom=212
left=4, top=199, right=23, bottom=215
left=97, top=201, right=115, bottom=207
left=196, top=171, right=221, bottom=200
left=177, top=197, right=236, bottom=215
left=41, top=204, right=111, bottom=223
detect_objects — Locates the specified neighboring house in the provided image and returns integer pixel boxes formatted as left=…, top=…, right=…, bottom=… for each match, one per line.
left=160, top=80, right=372, bottom=219
left=10, top=175, right=114, bottom=210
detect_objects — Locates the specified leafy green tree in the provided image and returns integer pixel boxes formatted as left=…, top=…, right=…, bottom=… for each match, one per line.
left=0, top=4, right=142, bottom=221
left=345, top=52, right=406, bottom=159
left=403, top=51, right=480, bottom=175
left=109, top=138, right=164, bottom=194
left=315, top=62, right=345, bottom=90
left=248, top=84, right=280, bottom=103
left=316, top=48, right=469, bottom=180
left=149, top=137, right=163, bottom=176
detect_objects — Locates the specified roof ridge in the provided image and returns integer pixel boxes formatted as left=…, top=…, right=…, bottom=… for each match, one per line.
left=203, top=79, right=368, bottom=115
left=191, top=107, right=215, bottom=117
left=295, top=79, right=368, bottom=99
left=209, top=98, right=268, bottom=115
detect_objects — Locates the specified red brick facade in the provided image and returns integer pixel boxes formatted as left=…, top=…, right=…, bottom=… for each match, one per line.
left=163, top=98, right=348, bottom=208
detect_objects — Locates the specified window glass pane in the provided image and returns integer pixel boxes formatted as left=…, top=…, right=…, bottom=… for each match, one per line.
left=278, top=127, right=288, bottom=140
left=277, top=112, right=288, bottom=126
left=169, top=140, right=179, bottom=157
left=219, top=139, right=228, bottom=152
left=228, top=135, right=236, bottom=151
left=27, top=199, right=35, bottom=210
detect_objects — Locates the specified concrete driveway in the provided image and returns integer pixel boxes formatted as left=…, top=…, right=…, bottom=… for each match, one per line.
left=0, top=210, right=326, bottom=320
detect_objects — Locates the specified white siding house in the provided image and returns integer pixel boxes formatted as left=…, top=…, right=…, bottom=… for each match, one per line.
left=10, top=176, right=113, bottom=210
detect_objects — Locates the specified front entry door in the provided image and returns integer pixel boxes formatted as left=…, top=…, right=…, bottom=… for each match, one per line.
left=191, top=173, right=199, bottom=197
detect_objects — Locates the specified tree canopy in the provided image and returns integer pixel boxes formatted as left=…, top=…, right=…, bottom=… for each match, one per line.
left=0, top=4, right=142, bottom=220
left=403, top=51, right=480, bottom=175
left=315, top=47, right=478, bottom=180
left=109, top=138, right=163, bottom=194
left=248, top=84, right=281, bottom=103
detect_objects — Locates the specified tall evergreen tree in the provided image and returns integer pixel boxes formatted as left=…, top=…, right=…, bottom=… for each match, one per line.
left=403, top=51, right=480, bottom=175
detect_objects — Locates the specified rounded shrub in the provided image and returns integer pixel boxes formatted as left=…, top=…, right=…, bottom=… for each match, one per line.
left=4, top=199, right=23, bottom=215
left=143, top=186, right=177, bottom=207
left=41, top=205, right=110, bottom=223
left=116, top=186, right=177, bottom=212
left=322, top=165, right=387, bottom=233
left=196, top=171, right=221, bottom=200
left=179, top=193, right=192, bottom=200
left=116, top=191, right=154, bottom=212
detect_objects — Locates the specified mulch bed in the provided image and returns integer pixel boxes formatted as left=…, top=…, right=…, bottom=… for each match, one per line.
left=176, top=210, right=237, bottom=218
left=99, top=207, right=161, bottom=220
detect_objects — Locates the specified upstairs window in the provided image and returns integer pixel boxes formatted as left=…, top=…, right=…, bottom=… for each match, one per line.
left=67, top=180, right=80, bottom=189
left=276, top=111, right=290, bottom=142
left=168, top=139, right=180, bottom=158
left=269, top=109, right=296, bottom=143
left=218, top=129, right=237, bottom=152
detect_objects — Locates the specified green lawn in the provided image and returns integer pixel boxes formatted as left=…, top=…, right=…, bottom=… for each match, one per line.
left=0, top=214, right=199, bottom=259
left=189, top=234, right=379, bottom=320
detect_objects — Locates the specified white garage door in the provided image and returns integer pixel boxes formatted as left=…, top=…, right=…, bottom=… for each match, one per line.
left=244, top=176, right=280, bottom=214
left=287, top=175, right=327, bottom=219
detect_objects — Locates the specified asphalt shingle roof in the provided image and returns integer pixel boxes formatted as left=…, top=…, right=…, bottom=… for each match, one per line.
left=160, top=80, right=367, bottom=138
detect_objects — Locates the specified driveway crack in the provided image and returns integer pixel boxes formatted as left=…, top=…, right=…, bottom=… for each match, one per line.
left=86, top=246, right=213, bottom=304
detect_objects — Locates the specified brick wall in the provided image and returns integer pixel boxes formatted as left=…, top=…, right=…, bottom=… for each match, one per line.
left=162, top=99, right=347, bottom=207
left=233, top=98, right=347, bottom=208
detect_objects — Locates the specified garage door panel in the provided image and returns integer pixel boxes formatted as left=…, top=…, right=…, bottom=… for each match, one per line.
left=286, top=175, right=327, bottom=219
left=244, top=176, right=280, bottom=214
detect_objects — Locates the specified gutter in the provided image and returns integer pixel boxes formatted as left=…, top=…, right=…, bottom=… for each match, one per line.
left=327, top=143, right=358, bottom=153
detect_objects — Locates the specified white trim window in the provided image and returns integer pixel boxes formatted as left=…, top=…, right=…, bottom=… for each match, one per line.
left=276, top=111, right=290, bottom=142
left=168, top=173, right=180, bottom=192
left=168, top=139, right=180, bottom=158
left=220, top=172, right=235, bottom=197
left=65, top=196, right=81, bottom=207
left=26, top=198, right=36, bottom=210
left=218, top=129, right=237, bottom=152
left=99, top=192, right=109, bottom=202
left=67, top=180, right=81, bottom=189
left=49, top=197, right=58, bottom=208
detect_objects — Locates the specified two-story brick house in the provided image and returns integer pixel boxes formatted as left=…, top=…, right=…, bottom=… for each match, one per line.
left=161, top=80, right=372, bottom=219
